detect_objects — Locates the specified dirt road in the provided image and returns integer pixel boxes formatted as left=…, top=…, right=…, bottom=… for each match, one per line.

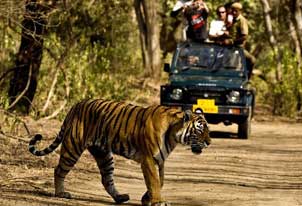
left=0, top=118, right=302, bottom=206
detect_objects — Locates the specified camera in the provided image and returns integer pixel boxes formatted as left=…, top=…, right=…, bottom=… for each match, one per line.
left=191, top=1, right=204, bottom=10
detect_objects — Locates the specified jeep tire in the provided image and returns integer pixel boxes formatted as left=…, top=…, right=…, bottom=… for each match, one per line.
left=238, top=107, right=252, bottom=139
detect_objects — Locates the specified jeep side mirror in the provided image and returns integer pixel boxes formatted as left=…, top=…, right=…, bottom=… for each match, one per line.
left=164, top=63, right=170, bottom=73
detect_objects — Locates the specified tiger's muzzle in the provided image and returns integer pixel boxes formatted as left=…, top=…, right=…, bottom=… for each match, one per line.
left=190, top=134, right=209, bottom=154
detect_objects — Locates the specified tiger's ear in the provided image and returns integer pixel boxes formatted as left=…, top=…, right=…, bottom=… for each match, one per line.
left=194, top=108, right=204, bottom=115
left=184, top=110, right=193, bottom=122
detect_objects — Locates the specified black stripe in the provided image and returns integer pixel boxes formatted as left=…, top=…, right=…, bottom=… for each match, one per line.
left=131, top=108, right=142, bottom=136
left=96, top=103, right=116, bottom=146
left=54, top=133, right=64, bottom=144
left=135, top=108, right=147, bottom=135
left=150, top=105, right=162, bottom=117
left=130, top=108, right=145, bottom=144
left=99, top=102, right=115, bottom=146
left=162, top=106, right=173, bottom=114
left=83, top=100, right=100, bottom=148
left=111, top=105, right=129, bottom=153
left=104, top=167, right=114, bottom=173
left=101, top=156, right=114, bottom=167
left=62, top=141, right=78, bottom=163
left=61, top=156, right=76, bottom=168
left=136, top=108, right=148, bottom=137
left=73, top=116, right=83, bottom=156
left=156, top=140, right=165, bottom=163
left=124, top=105, right=138, bottom=135
left=83, top=100, right=97, bottom=131
left=119, top=143, right=125, bottom=156
left=93, top=101, right=113, bottom=144
left=111, top=104, right=127, bottom=139
left=70, top=132, right=82, bottom=157
left=164, top=126, right=172, bottom=154
left=103, top=102, right=124, bottom=136
left=104, top=102, right=123, bottom=123
left=29, top=146, right=35, bottom=154
left=126, top=135, right=132, bottom=157
left=56, top=166, right=67, bottom=178
left=58, top=164, right=70, bottom=173
left=153, top=157, right=160, bottom=166
left=95, top=99, right=109, bottom=112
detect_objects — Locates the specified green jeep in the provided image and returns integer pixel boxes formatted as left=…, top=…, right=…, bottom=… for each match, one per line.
left=160, top=42, right=255, bottom=139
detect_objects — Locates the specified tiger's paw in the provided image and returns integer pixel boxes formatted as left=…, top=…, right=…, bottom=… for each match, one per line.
left=141, top=191, right=151, bottom=206
left=151, top=202, right=171, bottom=206
left=114, top=194, right=130, bottom=204
left=55, top=191, right=72, bottom=199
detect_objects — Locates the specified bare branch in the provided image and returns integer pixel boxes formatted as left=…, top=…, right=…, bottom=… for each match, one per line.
left=7, top=64, right=32, bottom=110
left=0, top=108, right=31, bottom=136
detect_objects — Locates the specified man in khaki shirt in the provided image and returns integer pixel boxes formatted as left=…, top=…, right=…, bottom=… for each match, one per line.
left=224, top=2, right=248, bottom=47
left=225, top=2, right=255, bottom=78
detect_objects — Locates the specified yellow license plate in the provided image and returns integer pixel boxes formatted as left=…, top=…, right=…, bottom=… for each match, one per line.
left=192, top=99, right=218, bottom=114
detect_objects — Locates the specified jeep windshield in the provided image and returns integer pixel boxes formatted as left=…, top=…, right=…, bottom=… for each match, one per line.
left=175, top=44, right=243, bottom=73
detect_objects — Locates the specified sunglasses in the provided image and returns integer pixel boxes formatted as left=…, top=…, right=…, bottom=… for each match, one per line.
left=218, top=11, right=226, bottom=13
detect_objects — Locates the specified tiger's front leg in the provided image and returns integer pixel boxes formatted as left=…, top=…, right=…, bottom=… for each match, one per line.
left=141, top=157, right=170, bottom=206
left=142, top=163, right=167, bottom=206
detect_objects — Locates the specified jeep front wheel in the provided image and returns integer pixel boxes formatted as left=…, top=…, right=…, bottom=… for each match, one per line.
left=238, top=108, right=252, bottom=139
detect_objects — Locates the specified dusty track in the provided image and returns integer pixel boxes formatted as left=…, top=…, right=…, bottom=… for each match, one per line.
left=0, top=118, right=302, bottom=206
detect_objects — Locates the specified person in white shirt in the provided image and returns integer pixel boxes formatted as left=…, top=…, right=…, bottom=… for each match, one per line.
left=208, top=5, right=229, bottom=43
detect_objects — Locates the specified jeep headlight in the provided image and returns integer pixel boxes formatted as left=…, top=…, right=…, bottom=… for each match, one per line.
left=227, top=90, right=240, bottom=103
left=170, top=88, right=183, bottom=100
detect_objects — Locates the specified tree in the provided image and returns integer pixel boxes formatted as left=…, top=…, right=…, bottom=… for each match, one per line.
left=7, top=0, right=56, bottom=114
left=134, top=0, right=162, bottom=80
left=260, top=0, right=282, bottom=82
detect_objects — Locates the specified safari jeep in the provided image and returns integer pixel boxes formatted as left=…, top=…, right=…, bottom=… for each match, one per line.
left=160, top=42, right=255, bottom=139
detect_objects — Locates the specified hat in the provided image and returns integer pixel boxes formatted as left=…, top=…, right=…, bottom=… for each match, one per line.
left=231, top=2, right=243, bottom=10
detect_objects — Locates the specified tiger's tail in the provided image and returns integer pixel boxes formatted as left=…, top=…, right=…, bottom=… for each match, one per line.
left=28, top=127, right=64, bottom=156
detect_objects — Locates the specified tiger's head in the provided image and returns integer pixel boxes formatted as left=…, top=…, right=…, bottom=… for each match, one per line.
left=179, top=110, right=211, bottom=154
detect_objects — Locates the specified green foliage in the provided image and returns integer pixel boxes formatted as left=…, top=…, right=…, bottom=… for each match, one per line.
left=31, top=0, right=143, bottom=117
left=253, top=46, right=302, bottom=117
left=0, top=20, right=21, bottom=108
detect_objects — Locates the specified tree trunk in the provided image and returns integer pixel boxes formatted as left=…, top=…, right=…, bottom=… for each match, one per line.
left=260, top=0, right=282, bottom=82
left=289, top=20, right=301, bottom=67
left=293, top=0, right=302, bottom=47
left=8, top=0, right=55, bottom=114
left=288, top=0, right=302, bottom=67
left=134, top=0, right=162, bottom=80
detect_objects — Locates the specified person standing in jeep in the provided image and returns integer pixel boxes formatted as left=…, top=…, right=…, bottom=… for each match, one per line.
left=183, top=0, right=209, bottom=42
left=223, top=2, right=255, bottom=78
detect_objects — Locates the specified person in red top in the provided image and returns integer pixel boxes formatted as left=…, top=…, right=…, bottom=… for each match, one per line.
left=183, top=0, right=209, bottom=42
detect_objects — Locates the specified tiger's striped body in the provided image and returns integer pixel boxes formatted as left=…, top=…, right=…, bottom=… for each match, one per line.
left=29, top=99, right=210, bottom=206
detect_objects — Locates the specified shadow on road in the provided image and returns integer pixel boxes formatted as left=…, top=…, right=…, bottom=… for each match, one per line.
left=210, top=131, right=238, bottom=139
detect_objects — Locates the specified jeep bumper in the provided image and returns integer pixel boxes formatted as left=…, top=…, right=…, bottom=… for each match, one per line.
left=161, top=102, right=251, bottom=124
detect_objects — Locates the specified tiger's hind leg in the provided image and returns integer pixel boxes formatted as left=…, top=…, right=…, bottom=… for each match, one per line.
left=54, top=143, right=83, bottom=199
left=88, top=146, right=129, bottom=204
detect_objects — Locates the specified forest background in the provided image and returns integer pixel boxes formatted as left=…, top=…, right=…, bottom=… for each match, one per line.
left=0, top=0, right=302, bottom=120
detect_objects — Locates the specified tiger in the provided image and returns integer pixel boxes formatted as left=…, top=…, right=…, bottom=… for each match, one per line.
left=28, top=99, right=210, bottom=206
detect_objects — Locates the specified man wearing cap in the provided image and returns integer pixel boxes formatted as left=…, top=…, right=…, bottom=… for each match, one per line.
left=225, top=2, right=255, bottom=78
left=227, top=2, right=248, bottom=46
